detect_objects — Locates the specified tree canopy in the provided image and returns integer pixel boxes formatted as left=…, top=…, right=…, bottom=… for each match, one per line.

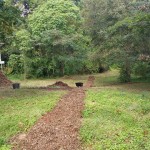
left=1, top=0, right=150, bottom=81
left=0, top=0, right=21, bottom=44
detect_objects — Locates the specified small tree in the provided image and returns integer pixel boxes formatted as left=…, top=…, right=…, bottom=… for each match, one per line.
left=14, top=29, right=31, bottom=79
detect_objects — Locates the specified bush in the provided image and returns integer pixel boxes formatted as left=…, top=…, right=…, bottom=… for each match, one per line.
left=133, top=61, right=150, bottom=78
left=7, top=54, right=24, bottom=74
left=119, top=67, right=131, bottom=82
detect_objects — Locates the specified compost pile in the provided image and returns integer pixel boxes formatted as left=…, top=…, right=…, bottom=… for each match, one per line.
left=85, top=76, right=95, bottom=87
left=0, top=71, right=12, bottom=87
left=47, top=81, right=71, bottom=89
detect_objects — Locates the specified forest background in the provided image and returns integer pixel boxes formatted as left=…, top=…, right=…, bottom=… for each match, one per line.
left=0, top=0, right=150, bottom=82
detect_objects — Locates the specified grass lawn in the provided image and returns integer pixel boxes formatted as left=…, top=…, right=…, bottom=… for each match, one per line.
left=0, top=89, right=65, bottom=150
left=80, top=71, right=150, bottom=150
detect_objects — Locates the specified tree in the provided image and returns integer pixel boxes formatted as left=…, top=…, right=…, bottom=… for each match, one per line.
left=107, top=12, right=150, bottom=82
left=82, top=0, right=150, bottom=81
left=25, top=0, right=88, bottom=77
left=14, top=29, right=31, bottom=79
left=81, top=0, right=131, bottom=72
left=0, top=0, right=21, bottom=44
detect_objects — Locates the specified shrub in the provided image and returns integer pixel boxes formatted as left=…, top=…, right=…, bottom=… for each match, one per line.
left=133, top=61, right=150, bottom=78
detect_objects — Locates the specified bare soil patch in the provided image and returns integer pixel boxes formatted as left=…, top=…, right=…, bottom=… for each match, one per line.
left=48, top=81, right=70, bottom=88
left=85, top=76, right=95, bottom=87
left=0, top=71, right=12, bottom=87
left=46, top=81, right=72, bottom=90
left=10, top=76, right=95, bottom=150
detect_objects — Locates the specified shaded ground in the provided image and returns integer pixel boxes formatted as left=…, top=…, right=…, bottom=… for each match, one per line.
left=11, top=76, right=95, bottom=150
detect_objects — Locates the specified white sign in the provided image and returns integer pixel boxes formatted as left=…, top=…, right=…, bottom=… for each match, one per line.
left=0, top=61, right=4, bottom=64
left=0, top=53, right=5, bottom=70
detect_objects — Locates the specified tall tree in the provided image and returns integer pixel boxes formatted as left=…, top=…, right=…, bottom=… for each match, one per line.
left=81, top=0, right=131, bottom=72
left=107, top=12, right=150, bottom=81
left=0, top=0, right=21, bottom=44
left=82, top=0, right=150, bottom=81
left=26, top=0, right=88, bottom=77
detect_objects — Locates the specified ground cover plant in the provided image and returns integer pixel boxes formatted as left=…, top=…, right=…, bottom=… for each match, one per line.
left=0, top=89, right=65, bottom=149
left=80, top=71, right=150, bottom=150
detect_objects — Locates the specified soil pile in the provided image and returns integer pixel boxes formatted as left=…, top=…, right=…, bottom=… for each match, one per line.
left=47, top=81, right=71, bottom=88
left=85, top=76, right=95, bottom=87
left=0, top=71, right=12, bottom=87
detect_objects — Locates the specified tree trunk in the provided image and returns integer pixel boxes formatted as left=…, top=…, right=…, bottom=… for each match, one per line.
left=119, top=60, right=131, bottom=83
left=59, top=62, right=64, bottom=76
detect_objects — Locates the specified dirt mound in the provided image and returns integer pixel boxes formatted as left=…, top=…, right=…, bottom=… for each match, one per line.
left=47, top=81, right=70, bottom=88
left=85, top=76, right=95, bottom=87
left=88, top=76, right=95, bottom=80
left=0, top=71, right=12, bottom=87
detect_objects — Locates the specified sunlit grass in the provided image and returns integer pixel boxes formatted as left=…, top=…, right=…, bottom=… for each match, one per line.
left=80, top=89, right=150, bottom=150
left=94, top=70, right=150, bottom=92
left=0, top=89, right=66, bottom=149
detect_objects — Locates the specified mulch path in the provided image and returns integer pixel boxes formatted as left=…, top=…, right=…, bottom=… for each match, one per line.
left=10, top=76, right=95, bottom=150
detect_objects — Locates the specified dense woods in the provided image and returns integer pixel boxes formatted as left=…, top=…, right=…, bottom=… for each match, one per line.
left=0, top=0, right=150, bottom=82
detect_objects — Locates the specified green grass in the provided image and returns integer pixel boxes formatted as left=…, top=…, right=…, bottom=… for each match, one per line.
left=80, top=89, right=150, bottom=150
left=94, top=70, right=119, bottom=86
left=0, top=89, right=65, bottom=149
left=94, top=70, right=150, bottom=92
left=80, top=70, right=150, bottom=150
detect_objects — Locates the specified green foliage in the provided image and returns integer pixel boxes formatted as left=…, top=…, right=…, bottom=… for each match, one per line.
left=2, top=0, right=150, bottom=79
left=133, top=61, right=150, bottom=78
left=23, top=0, right=89, bottom=77
left=14, top=29, right=32, bottom=78
left=8, top=54, right=24, bottom=74
left=119, top=67, right=131, bottom=82
left=28, top=0, right=81, bottom=35
left=106, top=12, right=150, bottom=82
left=82, top=0, right=150, bottom=81
left=0, top=0, right=21, bottom=43
left=0, top=89, right=65, bottom=148
left=81, top=0, right=131, bottom=75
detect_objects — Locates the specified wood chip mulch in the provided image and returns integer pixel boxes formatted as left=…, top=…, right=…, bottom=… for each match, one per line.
left=10, top=76, right=95, bottom=150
